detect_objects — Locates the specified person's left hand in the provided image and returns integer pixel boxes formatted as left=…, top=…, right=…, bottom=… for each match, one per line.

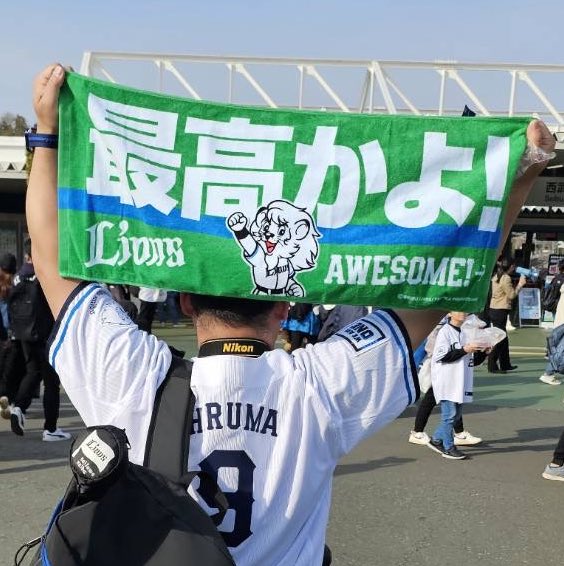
left=33, top=64, right=66, bottom=134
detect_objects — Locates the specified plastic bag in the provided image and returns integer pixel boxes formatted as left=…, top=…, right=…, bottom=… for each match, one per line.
left=418, top=357, right=432, bottom=394
left=461, top=315, right=506, bottom=349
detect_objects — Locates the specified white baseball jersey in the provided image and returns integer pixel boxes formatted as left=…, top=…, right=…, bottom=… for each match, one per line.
left=430, top=323, right=473, bottom=404
left=48, top=283, right=417, bottom=566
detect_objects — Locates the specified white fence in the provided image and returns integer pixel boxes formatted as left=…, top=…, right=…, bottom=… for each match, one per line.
left=0, top=136, right=25, bottom=178
left=80, top=52, right=564, bottom=133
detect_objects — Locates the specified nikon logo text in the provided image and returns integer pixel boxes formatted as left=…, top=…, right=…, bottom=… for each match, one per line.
left=222, top=343, right=255, bottom=354
left=85, top=220, right=185, bottom=268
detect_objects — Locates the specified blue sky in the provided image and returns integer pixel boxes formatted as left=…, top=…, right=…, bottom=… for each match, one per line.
left=2, top=0, right=563, bottom=122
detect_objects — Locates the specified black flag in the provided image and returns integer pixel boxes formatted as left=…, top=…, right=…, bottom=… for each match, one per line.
left=462, top=105, right=476, bottom=117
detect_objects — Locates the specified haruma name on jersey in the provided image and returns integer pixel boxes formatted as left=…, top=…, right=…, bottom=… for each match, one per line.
left=192, top=402, right=278, bottom=437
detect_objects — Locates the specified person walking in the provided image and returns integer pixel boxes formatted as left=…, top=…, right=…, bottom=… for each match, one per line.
left=5, top=239, right=71, bottom=441
left=427, top=312, right=489, bottom=460
left=487, top=259, right=526, bottom=373
left=137, top=286, right=167, bottom=334
left=409, top=386, right=482, bottom=447
left=539, top=260, right=564, bottom=385
left=542, top=430, right=564, bottom=482
left=0, top=252, right=17, bottom=418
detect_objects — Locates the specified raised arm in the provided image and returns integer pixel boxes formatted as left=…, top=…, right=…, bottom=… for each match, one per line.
left=395, top=119, right=555, bottom=350
left=27, top=64, right=80, bottom=318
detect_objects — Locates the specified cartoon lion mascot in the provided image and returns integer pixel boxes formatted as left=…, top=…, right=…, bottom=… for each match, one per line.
left=227, top=200, right=321, bottom=297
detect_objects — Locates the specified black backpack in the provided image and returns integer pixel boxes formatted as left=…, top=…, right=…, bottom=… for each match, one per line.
left=7, top=273, right=54, bottom=342
left=542, top=274, right=564, bottom=314
left=15, top=356, right=235, bottom=566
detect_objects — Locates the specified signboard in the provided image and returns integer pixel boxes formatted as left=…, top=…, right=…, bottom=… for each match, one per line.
left=518, top=287, right=541, bottom=326
left=548, top=254, right=564, bottom=275
left=527, top=177, right=564, bottom=207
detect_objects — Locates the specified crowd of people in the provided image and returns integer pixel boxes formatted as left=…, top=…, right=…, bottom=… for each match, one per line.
left=0, top=254, right=188, bottom=442
left=2, top=64, right=563, bottom=564
left=405, top=259, right=564, bottom=478
left=0, top=242, right=70, bottom=441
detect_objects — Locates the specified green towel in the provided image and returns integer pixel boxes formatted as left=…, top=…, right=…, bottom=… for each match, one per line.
left=57, top=72, right=529, bottom=310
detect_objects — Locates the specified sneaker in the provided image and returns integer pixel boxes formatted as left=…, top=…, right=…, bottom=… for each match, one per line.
left=454, top=431, right=482, bottom=446
left=408, top=431, right=430, bottom=445
left=0, top=396, right=10, bottom=420
left=442, top=446, right=467, bottom=460
left=427, top=439, right=467, bottom=459
left=10, top=406, right=25, bottom=436
left=42, top=428, right=72, bottom=442
left=539, top=374, right=562, bottom=386
left=426, top=438, right=446, bottom=455
left=542, top=463, right=564, bottom=482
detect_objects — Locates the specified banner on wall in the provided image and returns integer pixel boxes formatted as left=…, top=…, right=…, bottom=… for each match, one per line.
left=57, top=73, right=530, bottom=310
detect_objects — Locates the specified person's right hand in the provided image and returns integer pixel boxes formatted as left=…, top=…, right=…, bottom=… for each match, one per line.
left=33, top=64, right=66, bottom=134
left=517, top=275, right=527, bottom=289
left=463, top=343, right=481, bottom=353
left=526, top=119, right=555, bottom=155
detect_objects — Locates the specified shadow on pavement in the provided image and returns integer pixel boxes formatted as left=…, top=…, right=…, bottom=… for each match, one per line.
left=335, top=456, right=416, bottom=476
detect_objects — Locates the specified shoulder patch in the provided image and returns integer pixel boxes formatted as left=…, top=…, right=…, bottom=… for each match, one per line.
left=100, top=302, right=135, bottom=327
left=335, top=317, right=386, bottom=352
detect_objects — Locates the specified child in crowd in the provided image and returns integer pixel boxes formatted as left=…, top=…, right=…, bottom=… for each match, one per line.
left=427, top=312, right=489, bottom=460
left=409, top=317, right=482, bottom=447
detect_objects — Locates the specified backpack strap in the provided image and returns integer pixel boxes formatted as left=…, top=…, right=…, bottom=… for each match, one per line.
left=143, top=354, right=230, bottom=526
left=143, top=355, right=194, bottom=481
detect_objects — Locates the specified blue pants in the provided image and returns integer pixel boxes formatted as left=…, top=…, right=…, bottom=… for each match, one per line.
left=544, top=360, right=555, bottom=376
left=432, top=400, right=462, bottom=450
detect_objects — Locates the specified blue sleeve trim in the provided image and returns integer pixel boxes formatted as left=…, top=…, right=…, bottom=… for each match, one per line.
left=46, top=281, right=91, bottom=351
left=373, top=309, right=419, bottom=404
left=49, top=284, right=101, bottom=372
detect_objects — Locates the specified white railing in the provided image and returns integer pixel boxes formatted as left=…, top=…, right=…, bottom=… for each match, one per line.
left=80, top=52, right=564, bottom=133
left=0, top=136, right=26, bottom=177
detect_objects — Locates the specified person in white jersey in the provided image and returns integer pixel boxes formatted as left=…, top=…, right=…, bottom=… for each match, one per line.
left=27, top=64, right=554, bottom=565
left=426, top=312, right=489, bottom=460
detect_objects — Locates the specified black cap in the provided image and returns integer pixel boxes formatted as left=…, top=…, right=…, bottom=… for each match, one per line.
left=0, top=253, right=16, bottom=274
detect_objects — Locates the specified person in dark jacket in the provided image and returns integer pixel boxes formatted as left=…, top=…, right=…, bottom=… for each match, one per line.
left=4, top=239, right=71, bottom=441
left=0, top=252, right=19, bottom=419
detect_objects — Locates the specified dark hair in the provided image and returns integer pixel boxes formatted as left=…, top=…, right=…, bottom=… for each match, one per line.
left=495, top=258, right=515, bottom=282
left=0, top=270, right=12, bottom=300
left=23, top=238, right=32, bottom=259
left=559, top=259, right=564, bottom=272
left=0, top=252, right=16, bottom=275
left=188, top=294, right=278, bottom=327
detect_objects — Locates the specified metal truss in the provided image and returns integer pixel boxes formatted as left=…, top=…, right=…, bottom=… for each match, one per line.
left=80, top=52, right=564, bottom=134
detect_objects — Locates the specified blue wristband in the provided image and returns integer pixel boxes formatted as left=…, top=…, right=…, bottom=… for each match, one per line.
left=24, top=131, right=58, bottom=152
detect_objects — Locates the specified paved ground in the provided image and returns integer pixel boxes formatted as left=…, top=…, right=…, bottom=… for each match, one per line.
left=1, top=325, right=563, bottom=565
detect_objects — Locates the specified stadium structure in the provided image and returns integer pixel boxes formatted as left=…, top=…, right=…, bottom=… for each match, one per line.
left=1, top=53, right=563, bottom=264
